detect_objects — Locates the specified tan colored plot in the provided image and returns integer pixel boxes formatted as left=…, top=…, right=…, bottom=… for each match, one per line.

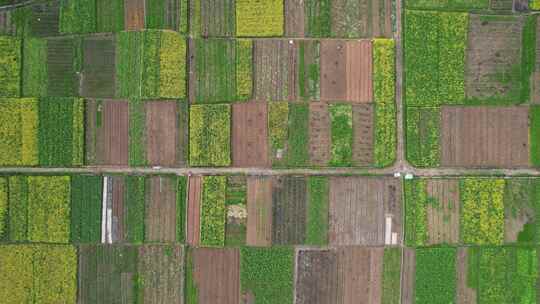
left=401, top=248, right=416, bottom=304
left=111, top=176, right=125, bottom=242
left=192, top=248, right=240, bottom=304
left=321, top=40, right=372, bottom=102
left=329, top=177, right=401, bottom=246
left=187, top=176, right=202, bottom=246
left=246, top=176, right=272, bottom=246
left=125, top=0, right=145, bottom=30
left=352, top=104, right=374, bottom=166
left=441, top=106, right=529, bottom=168
left=145, top=101, right=179, bottom=166
left=284, top=0, right=305, bottom=37
left=336, top=247, right=383, bottom=304
left=232, top=103, right=270, bottom=167
left=426, top=179, right=460, bottom=245
left=309, top=103, right=331, bottom=166
left=457, top=247, right=476, bottom=304
left=145, top=176, right=177, bottom=242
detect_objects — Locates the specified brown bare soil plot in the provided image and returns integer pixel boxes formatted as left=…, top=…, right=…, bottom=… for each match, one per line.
left=285, top=0, right=305, bottom=37
left=321, top=40, right=372, bottom=102
left=81, top=36, right=116, bottom=98
left=187, top=176, right=202, bottom=246
left=425, top=179, right=460, bottom=245
left=466, top=15, right=523, bottom=100
left=145, top=101, right=180, bottom=166
left=457, top=247, right=476, bottom=304
left=352, top=104, right=374, bottom=166
left=504, top=178, right=536, bottom=243
left=111, top=176, right=126, bottom=242
left=145, top=176, right=177, bottom=242
left=272, top=176, right=307, bottom=245
left=138, top=245, right=184, bottom=304
left=192, top=248, right=240, bottom=304
left=331, top=0, right=393, bottom=38
left=401, top=248, right=416, bottom=304
left=246, top=176, right=273, bottom=246
left=440, top=106, right=529, bottom=168
left=232, top=103, right=270, bottom=167
left=309, top=103, right=331, bottom=166
left=253, top=39, right=298, bottom=101
left=125, top=0, right=145, bottom=30
left=296, top=249, right=339, bottom=304
left=336, top=247, right=383, bottom=304
left=329, top=177, right=401, bottom=246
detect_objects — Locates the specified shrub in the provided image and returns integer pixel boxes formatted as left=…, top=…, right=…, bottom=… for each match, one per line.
left=287, top=103, right=309, bottom=167
left=126, top=175, right=145, bottom=243
left=405, top=107, right=440, bottom=167
left=0, top=36, right=21, bottom=97
left=236, top=39, right=253, bottom=100
left=240, top=247, right=294, bottom=304
left=27, top=176, right=71, bottom=243
left=189, top=104, right=231, bottom=166
left=329, top=104, right=353, bottom=167
left=38, top=97, right=84, bottom=166
left=415, top=247, right=457, bottom=304
left=306, top=177, right=329, bottom=245
left=236, top=0, right=283, bottom=37
left=59, top=0, right=96, bottom=34
left=373, top=38, right=396, bottom=167
left=200, top=176, right=226, bottom=246
left=22, top=38, right=47, bottom=97
left=0, top=98, right=38, bottom=166
left=70, top=175, right=102, bottom=243
left=460, top=178, right=505, bottom=245
left=404, top=178, right=428, bottom=246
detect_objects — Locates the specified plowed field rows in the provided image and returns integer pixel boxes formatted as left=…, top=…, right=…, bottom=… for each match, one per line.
left=246, top=176, right=273, bottom=246
left=425, top=179, right=460, bottom=244
left=145, top=176, right=177, bottom=242
left=232, top=102, right=270, bottom=167
left=272, top=176, right=307, bottom=245
left=187, top=176, right=202, bottom=246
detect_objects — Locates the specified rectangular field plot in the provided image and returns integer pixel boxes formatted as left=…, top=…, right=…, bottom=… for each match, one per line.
left=232, top=102, right=270, bottom=167
left=329, top=176, right=402, bottom=246
left=78, top=244, right=184, bottom=304
left=271, top=176, right=307, bottom=245
left=198, top=0, right=235, bottom=36
left=320, top=40, right=372, bottom=102
left=187, top=175, right=202, bottom=246
left=145, top=101, right=184, bottom=166
left=246, top=176, right=273, bottom=246
left=440, top=106, right=529, bottom=168
left=85, top=100, right=129, bottom=166
left=81, top=36, right=116, bottom=98
left=296, top=247, right=401, bottom=304
left=466, top=15, right=524, bottom=102
left=190, top=248, right=240, bottom=304
left=125, top=0, right=145, bottom=30
left=145, top=176, right=178, bottom=242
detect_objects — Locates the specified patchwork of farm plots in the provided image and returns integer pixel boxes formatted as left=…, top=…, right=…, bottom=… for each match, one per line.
left=0, top=0, right=539, bottom=303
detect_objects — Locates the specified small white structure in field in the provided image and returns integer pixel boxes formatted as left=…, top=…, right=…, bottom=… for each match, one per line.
left=385, top=216, right=392, bottom=245
left=404, top=173, right=414, bottom=180
left=394, top=172, right=401, bottom=178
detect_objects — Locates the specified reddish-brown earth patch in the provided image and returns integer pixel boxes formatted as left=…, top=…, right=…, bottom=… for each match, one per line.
left=309, top=103, right=331, bottom=166
left=425, top=179, right=460, bottom=245
left=187, top=176, right=202, bottom=246
left=145, top=176, right=177, bottom=242
left=145, top=101, right=179, bottom=166
left=232, top=102, right=270, bottom=167
left=352, top=104, right=374, bottom=166
left=125, top=0, right=145, bottom=30
left=246, top=176, right=272, bottom=246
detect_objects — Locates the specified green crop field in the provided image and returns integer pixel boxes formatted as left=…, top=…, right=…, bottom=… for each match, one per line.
left=0, top=98, right=38, bottom=166
left=405, top=107, right=440, bottom=167
left=70, top=175, right=103, bottom=243
left=415, top=247, right=457, bottom=304
left=236, top=0, right=283, bottom=37
left=0, top=36, right=21, bottom=97
left=189, top=104, right=231, bottom=166
left=329, top=104, right=353, bottom=167
left=241, top=247, right=294, bottom=304
left=200, top=176, right=227, bottom=246
left=306, top=176, right=329, bottom=245
left=287, top=103, right=309, bottom=167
